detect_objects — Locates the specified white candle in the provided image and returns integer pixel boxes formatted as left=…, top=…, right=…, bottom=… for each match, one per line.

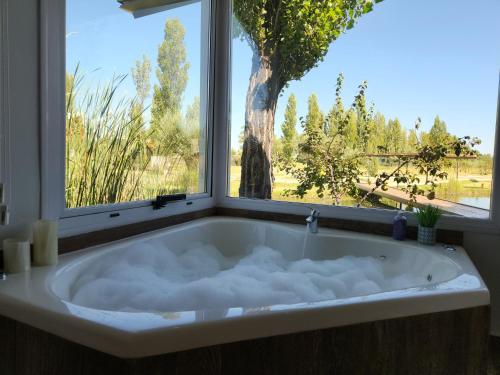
left=2, top=239, right=31, bottom=273
left=33, top=219, right=58, bottom=266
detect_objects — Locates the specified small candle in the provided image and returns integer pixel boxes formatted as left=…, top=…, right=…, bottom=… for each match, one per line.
left=2, top=239, right=31, bottom=273
left=33, top=219, right=58, bottom=266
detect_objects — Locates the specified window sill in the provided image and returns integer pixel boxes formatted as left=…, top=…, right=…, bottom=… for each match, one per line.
left=58, top=196, right=215, bottom=238
left=218, top=196, right=500, bottom=236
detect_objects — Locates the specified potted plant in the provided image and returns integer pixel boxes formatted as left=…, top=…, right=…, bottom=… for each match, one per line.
left=415, top=205, right=441, bottom=245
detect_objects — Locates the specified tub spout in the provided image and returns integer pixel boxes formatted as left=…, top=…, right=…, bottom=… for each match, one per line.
left=306, top=208, right=320, bottom=234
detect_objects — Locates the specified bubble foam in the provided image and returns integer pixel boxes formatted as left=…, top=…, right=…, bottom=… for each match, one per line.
left=70, top=240, right=425, bottom=312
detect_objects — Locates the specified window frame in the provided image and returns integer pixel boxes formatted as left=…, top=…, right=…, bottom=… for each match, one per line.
left=215, top=0, right=500, bottom=235
left=42, top=0, right=500, bottom=237
left=0, top=0, right=10, bottom=206
left=41, top=0, right=216, bottom=237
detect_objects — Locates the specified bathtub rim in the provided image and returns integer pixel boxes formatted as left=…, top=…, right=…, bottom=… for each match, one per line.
left=0, top=216, right=490, bottom=358
left=50, top=216, right=464, bottom=310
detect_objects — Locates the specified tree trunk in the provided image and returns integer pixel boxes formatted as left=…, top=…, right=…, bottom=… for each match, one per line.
left=239, top=53, right=280, bottom=199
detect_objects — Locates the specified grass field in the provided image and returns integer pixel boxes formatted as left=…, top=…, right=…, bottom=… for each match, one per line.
left=229, top=165, right=492, bottom=209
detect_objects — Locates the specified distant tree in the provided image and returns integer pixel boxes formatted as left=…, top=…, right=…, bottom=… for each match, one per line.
left=420, top=130, right=430, bottom=146
left=182, top=96, right=201, bottom=168
left=385, top=118, right=405, bottom=153
left=151, top=19, right=189, bottom=132
left=131, top=55, right=151, bottom=107
left=367, top=112, right=386, bottom=153
left=345, top=111, right=359, bottom=149
left=358, top=118, right=480, bottom=204
left=428, top=115, right=449, bottom=146
left=235, top=0, right=383, bottom=199
left=184, top=96, right=200, bottom=134
left=280, top=94, right=298, bottom=162
left=279, top=74, right=480, bottom=207
left=305, top=94, right=324, bottom=133
left=407, top=128, right=419, bottom=151
left=280, top=74, right=369, bottom=205
left=130, top=56, right=152, bottom=136
left=273, top=136, right=283, bottom=162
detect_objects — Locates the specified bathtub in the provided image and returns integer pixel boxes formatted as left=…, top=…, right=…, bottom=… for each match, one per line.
left=0, top=217, right=489, bottom=358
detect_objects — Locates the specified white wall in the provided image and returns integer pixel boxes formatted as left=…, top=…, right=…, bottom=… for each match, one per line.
left=0, top=0, right=499, bottom=337
left=0, top=0, right=40, bottom=241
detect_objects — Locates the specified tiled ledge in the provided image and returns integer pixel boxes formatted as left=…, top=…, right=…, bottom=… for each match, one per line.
left=54, top=206, right=463, bottom=255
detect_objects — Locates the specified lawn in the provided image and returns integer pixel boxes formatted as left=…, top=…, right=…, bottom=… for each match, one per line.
left=229, top=165, right=492, bottom=209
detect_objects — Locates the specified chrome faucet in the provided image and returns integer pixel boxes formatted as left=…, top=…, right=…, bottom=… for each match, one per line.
left=306, top=208, right=320, bottom=234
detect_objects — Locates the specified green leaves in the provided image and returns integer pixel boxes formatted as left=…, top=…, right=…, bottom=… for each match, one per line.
left=151, top=19, right=189, bottom=132
left=277, top=70, right=480, bottom=209
left=415, top=205, right=442, bottom=228
left=233, top=0, right=382, bottom=88
left=280, top=94, right=299, bottom=162
left=279, top=74, right=372, bottom=205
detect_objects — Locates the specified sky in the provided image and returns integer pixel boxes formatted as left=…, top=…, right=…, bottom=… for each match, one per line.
left=67, top=0, right=500, bottom=154
left=66, top=0, right=203, bottom=115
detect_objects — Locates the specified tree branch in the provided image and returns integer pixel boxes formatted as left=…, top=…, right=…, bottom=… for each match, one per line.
left=356, top=158, right=411, bottom=207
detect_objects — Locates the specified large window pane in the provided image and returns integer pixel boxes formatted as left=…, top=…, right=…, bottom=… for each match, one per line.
left=229, top=0, right=499, bottom=219
left=66, top=0, right=209, bottom=208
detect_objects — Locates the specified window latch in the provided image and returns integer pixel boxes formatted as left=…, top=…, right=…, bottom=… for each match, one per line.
left=152, top=194, right=187, bottom=210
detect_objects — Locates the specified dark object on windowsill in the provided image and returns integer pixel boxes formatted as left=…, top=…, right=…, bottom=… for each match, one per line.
left=152, top=194, right=187, bottom=210
left=392, top=211, right=407, bottom=241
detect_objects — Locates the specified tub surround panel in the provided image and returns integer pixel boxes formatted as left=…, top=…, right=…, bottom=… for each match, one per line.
left=0, top=307, right=489, bottom=375
left=0, top=218, right=489, bottom=358
left=489, top=336, right=500, bottom=373
left=58, top=207, right=216, bottom=254
left=52, top=206, right=463, bottom=256
left=215, top=207, right=464, bottom=245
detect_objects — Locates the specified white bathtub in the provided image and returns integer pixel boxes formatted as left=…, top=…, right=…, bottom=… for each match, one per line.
left=0, top=217, right=489, bottom=358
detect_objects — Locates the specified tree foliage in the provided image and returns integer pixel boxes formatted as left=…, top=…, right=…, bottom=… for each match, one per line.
left=279, top=73, right=480, bottom=207
left=131, top=55, right=152, bottom=106
left=305, top=93, right=324, bottom=133
left=428, top=115, right=449, bottom=146
left=385, top=118, right=406, bottom=153
left=234, top=0, right=383, bottom=91
left=280, top=94, right=298, bottom=161
left=151, top=19, right=189, bottom=130
left=280, top=74, right=368, bottom=205
left=235, top=0, right=383, bottom=198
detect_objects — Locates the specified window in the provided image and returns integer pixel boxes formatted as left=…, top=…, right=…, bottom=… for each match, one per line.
left=65, top=0, right=211, bottom=209
left=0, top=2, right=9, bottom=208
left=228, top=0, right=499, bottom=220
left=42, top=0, right=500, bottom=235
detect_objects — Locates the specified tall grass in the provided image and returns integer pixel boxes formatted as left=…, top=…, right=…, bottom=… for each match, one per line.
left=66, top=70, right=153, bottom=207
left=65, top=70, right=201, bottom=208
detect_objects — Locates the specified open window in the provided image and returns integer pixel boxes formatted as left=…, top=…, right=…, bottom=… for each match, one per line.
left=65, top=0, right=211, bottom=209
left=42, top=0, right=500, bottom=236
left=42, top=0, right=214, bottom=234
left=226, top=0, right=500, bottom=227
left=0, top=2, right=9, bottom=213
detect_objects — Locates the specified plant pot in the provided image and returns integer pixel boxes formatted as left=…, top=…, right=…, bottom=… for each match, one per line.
left=418, top=225, right=436, bottom=245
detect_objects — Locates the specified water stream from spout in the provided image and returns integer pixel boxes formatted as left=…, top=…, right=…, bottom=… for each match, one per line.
left=302, top=228, right=310, bottom=259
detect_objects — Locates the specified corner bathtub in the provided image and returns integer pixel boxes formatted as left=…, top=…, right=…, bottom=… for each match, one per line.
left=0, top=217, right=489, bottom=358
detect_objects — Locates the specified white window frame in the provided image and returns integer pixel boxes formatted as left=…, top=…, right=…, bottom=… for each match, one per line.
left=42, top=0, right=500, bottom=237
left=214, top=0, right=500, bottom=235
left=41, top=0, right=216, bottom=237
left=0, top=0, right=10, bottom=206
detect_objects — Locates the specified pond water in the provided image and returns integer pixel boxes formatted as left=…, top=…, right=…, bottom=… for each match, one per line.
left=458, top=197, right=491, bottom=210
